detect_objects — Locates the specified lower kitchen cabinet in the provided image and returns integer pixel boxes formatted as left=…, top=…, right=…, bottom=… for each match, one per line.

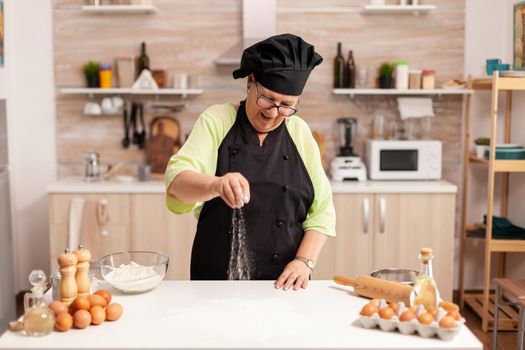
left=48, top=193, right=197, bottom=280
left=48, top=194, right=131, bottom=273
left=130, top=194, right=196, bottom=280
left=49, top=190, right=454, bottom=300
left=314, top=192, right=455, bottom=302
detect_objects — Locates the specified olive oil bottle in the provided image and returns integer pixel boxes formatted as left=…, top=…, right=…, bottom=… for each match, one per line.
left=412, top=247, right=440, bottom=308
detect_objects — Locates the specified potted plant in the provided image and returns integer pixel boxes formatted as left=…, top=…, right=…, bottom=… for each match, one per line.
left=378, top=62, right=394, bottom=89
left=82, top=61, right=100, bottom=88
left=474, top=137, right=490, bottom=158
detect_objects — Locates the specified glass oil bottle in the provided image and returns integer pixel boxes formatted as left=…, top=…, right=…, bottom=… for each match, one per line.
left=23, top=270, right=55, bottom=336
left=411, top=247, right=441, bottom=308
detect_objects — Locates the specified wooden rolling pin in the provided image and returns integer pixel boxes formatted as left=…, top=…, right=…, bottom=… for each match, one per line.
left=333, top=275, right=412, bottom=305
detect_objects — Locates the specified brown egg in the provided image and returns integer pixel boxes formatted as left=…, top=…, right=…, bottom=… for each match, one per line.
left=94, top=289, right=112, bottom=305
left=71, top=297, right=90, bottom=313
left=439, top=315, right=457, bottom=329
left=439, top=301, right=459, bottom=313
left=425, top=305, right=438, bottom=317
left=106, top=303, right=123, bottom=321
left=360, top=302, right=379, bottom=317
left=88, top=294, right=107, bottom=308
left=90, top=306, right=106, bottom=325
left=49, top=300, right=68, bottom=316
left=369, top=299, right=380, bottom=307
left=446, top=310, right=462, bottom=321
left=418, top=312, right=435, bottom=325
left=55, top=312, right=73, bottom=332
left=388, top=302, right=399, bottom=311
left=379, top=307, right=395, bottom=320
left=399, top=309, right=416, bottom=322
left=73, top=309, right=91, bottom=329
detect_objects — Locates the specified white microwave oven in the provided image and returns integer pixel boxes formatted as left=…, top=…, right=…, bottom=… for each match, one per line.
left=365, top=140, right=442, bottom=180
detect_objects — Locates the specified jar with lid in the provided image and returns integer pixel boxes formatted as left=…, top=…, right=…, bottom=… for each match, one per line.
left=394, top=60, right=409, bottom=90
left=421, top=70, right=436, bottom=90
left=23, top=270, right=55, bottom=336
left=409, top=69, right=422, bottom=89
left=99, top=64, right=113, bottom=89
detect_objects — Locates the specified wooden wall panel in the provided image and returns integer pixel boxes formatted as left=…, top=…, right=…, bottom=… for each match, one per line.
left=52, top=0, right=466, bottom=212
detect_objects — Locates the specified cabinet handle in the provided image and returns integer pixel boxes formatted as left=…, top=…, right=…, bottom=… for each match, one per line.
left=362, top=197, right=370, bottom=233
left=379, top=197, right=386, bottom=234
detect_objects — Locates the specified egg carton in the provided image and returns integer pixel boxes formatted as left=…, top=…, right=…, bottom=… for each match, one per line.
left=358, top=300, right=465, bottom=341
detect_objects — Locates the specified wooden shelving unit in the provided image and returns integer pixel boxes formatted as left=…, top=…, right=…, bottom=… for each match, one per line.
left=458, top=73, right=525, bottom=331
left=81, top=4, right=158, bottom=15
left=58, top=87, right=203, bottom=99
left=361, top=4, right=436, bottom=15
left=333, top=88, right=472, bottom=97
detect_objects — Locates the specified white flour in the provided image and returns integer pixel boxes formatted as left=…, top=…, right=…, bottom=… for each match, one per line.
left=105, top=261, right=163, bottom=292
left=228, top=208, right=253, bottom=280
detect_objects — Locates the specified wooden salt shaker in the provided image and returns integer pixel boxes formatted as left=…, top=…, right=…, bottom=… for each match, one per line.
left=74, top=245, right=91, bottom=297
left=58, top=248, right=78, bottom=305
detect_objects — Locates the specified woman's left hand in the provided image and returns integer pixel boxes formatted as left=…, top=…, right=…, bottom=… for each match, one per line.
left=274, top=260, right=311, bottom=291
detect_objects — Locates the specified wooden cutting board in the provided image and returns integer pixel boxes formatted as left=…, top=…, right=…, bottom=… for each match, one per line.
left=146, top=116, right=182, bottom=174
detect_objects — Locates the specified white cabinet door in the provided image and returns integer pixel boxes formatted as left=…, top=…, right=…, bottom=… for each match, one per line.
left=130, top=194, right=197, bottom=280
left=313, top=193, right=374, bottom=280
left=373, top=193, right=455, bottom=301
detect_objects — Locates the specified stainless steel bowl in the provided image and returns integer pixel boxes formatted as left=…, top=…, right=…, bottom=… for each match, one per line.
left=370, top=268, right=418, bottom=286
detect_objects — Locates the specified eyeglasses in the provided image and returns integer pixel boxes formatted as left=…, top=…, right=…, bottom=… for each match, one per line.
left=254, top=82, right=299, bottom=117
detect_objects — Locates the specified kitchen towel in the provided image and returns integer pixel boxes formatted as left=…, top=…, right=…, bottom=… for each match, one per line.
left=80, top=198, right=111, bottom=261
left=68, top=197, right=85, bottom=251
left=397, top=97, right=435, bottom=119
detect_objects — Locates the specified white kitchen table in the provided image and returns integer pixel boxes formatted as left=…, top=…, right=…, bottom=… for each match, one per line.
left=0, top=281, right=482, bottom=350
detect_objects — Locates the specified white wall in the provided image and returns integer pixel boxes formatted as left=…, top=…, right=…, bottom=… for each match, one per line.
left=459, top=0, right=525, bottom=290
left=0, top=0, right=56, bottom=292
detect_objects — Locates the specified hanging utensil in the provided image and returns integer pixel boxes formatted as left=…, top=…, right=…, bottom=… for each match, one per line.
left=121, top=103, right=130, bottom=149
left=138, top=103, right=146, bottom=149
left=131, top=102, right=139, bottom=145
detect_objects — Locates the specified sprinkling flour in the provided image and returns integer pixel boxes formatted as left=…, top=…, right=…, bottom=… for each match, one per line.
left=105, top=261, right=163, bottom=292
left=227, top=208, right=253, bottom=280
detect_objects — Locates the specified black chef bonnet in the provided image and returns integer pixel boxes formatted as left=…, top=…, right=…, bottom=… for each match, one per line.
left=232, top=33, right=323, bottom=96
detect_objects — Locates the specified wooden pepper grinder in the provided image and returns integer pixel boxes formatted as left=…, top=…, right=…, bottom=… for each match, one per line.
left=74, top=245, right=92, bottom=297
left=58, top=248, right=78, bottom=305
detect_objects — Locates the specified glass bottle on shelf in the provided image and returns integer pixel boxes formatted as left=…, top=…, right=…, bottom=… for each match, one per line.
left=137, top=42, right=150, bottom=77
left=23, top=270, right=55, bottom=337
left=333, top=43, right=345, bottom=88
left=411, top=247, right=441, bottom=308
left=345, top=50, right=356, bottom=88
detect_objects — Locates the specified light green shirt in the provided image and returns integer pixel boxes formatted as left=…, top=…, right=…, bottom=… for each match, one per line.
left=165, top=103, right=336, bottom=237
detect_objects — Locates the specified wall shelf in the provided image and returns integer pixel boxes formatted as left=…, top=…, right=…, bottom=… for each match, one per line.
left=81, top=5, right=158, bottom=15
left=333, top=88, right=473, bottom=97
left=59, top=87, right=203, bottom=99
left=362, top=4, right=436, bottom=15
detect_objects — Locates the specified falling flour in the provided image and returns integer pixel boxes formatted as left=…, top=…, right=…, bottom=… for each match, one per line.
left=227, top=208, right=253, bottom=280
left=105, top=261, right=163, bottom=292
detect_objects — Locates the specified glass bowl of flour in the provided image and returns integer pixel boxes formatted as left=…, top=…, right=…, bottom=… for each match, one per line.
left=99, top=251, right=169, bottom=293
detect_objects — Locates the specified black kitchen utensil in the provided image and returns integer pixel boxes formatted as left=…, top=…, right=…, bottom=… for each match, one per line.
left=138, top=103, right=146, bottom=149
left=131, top=102, right=139, bottom=145
left=121, top=103, right=130, bottom=149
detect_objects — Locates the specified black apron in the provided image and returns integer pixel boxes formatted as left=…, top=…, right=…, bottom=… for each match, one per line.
left=190, top=101, right=315, bottom=280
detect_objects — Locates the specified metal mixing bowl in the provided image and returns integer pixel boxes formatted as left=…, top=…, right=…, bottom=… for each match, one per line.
left=370, top=268, right=418, bottom=286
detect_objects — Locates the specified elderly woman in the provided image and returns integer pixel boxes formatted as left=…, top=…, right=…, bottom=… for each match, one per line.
left=165, top=34, right=335, bottom=290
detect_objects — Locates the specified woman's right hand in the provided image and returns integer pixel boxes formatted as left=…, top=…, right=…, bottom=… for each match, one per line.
left=211, top=172, right=250, bottom=208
